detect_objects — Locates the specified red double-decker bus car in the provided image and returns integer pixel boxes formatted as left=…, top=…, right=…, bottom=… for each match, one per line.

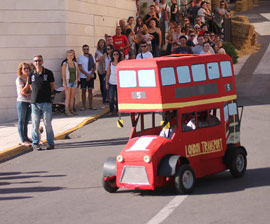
left=102, top=54, right=247, bottom=194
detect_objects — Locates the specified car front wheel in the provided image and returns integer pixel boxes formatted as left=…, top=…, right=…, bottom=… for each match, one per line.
left=175, top=164, right=195, bottom=194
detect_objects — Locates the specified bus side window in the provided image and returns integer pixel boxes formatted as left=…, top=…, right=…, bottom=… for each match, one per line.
left=220, top=61, right=233, bottom=77
left=160, top=67, right=176, bottom=86
left=209, top=109, right=221, bottom=126
left=198, top=110, right=210, bottom=128
left=182, top=113, right=196, bottom=131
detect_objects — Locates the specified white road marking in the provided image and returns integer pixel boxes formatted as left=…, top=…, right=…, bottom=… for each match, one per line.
left=261, top=13, right=270, bottom=21
left=146, top=195, right=188, bottom=224
left=254, top=41, right=270, bottom=74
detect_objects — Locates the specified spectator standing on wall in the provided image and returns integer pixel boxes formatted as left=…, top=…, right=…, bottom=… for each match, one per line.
left=16, top=62, right=32, bottom=146
left=136, top=40, right=153, bottom=59
left=113, top=26, right=130, bottom=60
left=61, top=50, right=80, bottom=116
left=159, top=0, right=170, bottom=46
left=144, top=5, right=160, bottom=27
left=95, top=39, right=107, bottom=106
left=174, top=35, right=193, bottom=54
left=170, top=0, right=180, bottom=25
left=78, top=44, right=97, bottom=111
left=187, top=0, right=197, bottom=25
left=119, top=19, right=126, bottom=35
left=125, top=28, right=136, bottom=59
left=214, top=0, right=231, bottom=29
left=148, top=19, right=162, bottom=57
left=106, top=49, right=122, bottom=116
left=125, top=16, right=135, bottom=31
left=28, top=55, right=55, bottom=150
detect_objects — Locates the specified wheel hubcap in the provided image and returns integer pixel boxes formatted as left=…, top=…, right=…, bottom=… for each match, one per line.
left=182, top=170, right=194, bottom=189
left=236, top=154, right=245, bottom=172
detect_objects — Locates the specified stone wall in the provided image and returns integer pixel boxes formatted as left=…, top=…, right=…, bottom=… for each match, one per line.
left=0, top=0, right=136, bottom=123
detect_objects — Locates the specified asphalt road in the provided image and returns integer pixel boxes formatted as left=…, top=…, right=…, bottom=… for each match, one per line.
left=1, top=2, right=270, bottom=224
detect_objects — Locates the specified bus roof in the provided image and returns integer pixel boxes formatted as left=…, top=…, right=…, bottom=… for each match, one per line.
left=116, top=54, right=236, bottom=113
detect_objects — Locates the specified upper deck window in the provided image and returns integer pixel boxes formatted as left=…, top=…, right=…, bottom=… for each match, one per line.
left=207, top=62, right=220, bottom=80
left=160, top=67, right=176, bottom=86
left=191, top=64, right=206, bottom=82
left=119, top=70, right=137, bottom=88
left=177, top=66, right=191, bottom=84
left=220, top=61, right=233, bottom=77
left=138, top=69, right=156, bottom=87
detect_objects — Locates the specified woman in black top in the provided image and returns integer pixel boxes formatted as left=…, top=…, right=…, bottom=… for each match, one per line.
left=148, top=19, right=162, bottom=57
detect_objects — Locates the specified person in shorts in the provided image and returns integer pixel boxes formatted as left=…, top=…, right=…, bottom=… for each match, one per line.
left=78, top=44, right=96, bottom=111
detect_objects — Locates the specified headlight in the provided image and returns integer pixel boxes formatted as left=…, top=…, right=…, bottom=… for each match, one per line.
left=143, top=155, right=151, bottom=163
left=117, top=155, right=124, bottom=163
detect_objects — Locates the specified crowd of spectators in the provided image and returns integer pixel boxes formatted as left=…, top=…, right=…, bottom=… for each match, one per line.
left=102, top=0, right=231, bottom=61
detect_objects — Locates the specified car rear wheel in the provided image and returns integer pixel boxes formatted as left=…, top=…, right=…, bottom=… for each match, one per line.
left=175, top=164, right=195, bottom=194
left=102, top=176, right=119, bottom=193
left=230, top=149, right=247, bottom=177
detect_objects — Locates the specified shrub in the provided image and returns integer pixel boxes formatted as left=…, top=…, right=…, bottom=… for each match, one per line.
left=223, top=42, right=238, bottom=64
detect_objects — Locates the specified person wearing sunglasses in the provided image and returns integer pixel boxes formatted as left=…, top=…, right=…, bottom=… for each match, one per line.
left=136, top=40, right=153, bottom=59
left=78, top=44, right=97, bottom=111
left=28, top=55, right=55, bottom=150
left=105, top=49, right=122, bottom=116
left=16, top=62, right=32, bottom=146
left=214, top=0, right=231, bottom=29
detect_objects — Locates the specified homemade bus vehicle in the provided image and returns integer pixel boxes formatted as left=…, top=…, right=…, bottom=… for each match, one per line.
left=102, top=54, right=247, bottom=194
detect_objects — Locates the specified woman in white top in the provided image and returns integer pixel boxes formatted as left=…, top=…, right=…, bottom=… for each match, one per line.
left=106, top=49, right=122, bottom=116
left=16, top=62, right=32, bottom=146
left=95, top=39, right=106, bottom=107
left=61, top=50, right=80, bottom=116
left=197, top=1, right=211, bottom=24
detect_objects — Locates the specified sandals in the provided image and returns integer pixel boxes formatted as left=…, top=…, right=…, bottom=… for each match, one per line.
left=89, top=107, right=97, bottom=110
left=80, top=107, right=86, bottom=111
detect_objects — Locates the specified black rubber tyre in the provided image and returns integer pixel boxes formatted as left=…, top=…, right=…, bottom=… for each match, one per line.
left=230, top=149, right=247, bottom=178
left=102, top=176, right=119, bottom=193
left=175, top=164, right=195, bottom=194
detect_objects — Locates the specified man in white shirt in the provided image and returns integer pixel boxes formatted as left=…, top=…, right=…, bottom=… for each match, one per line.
left=136, top=40, right=153, bottom=59
left=78, top=44, right=96, bottom=111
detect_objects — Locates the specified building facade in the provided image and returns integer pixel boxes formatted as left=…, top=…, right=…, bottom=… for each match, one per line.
left=0, top=0, right=136, bottom=123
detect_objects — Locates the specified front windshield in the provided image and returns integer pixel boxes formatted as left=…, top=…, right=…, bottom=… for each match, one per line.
left=131, top=111, right=177, bottom=139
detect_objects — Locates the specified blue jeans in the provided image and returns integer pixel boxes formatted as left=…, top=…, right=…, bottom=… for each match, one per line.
left=98, top=72, right=107, bottom=104
left=31, top=103, right=54, bottom=145
left=17, top=101, right=31, bottom=143
left=109, top=84, right=118, bottom=113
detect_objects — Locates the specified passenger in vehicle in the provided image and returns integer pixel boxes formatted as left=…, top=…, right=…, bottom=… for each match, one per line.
left=159, top=110, right=177, bottom=139
left=183, top=113, right=196, bottom=131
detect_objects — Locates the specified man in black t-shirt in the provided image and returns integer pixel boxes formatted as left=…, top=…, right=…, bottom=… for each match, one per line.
left=28, top=55, right=55, bottom=150
left=174, top=35, right=193, bottom=54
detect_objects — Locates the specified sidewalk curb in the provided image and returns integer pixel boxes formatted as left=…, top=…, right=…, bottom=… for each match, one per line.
left=0, top=108, right=109, bottom=163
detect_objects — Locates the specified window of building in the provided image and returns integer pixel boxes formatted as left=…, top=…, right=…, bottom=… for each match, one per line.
left=220, top=61, right=233, bottom=77
left=119, top=70, right=137, bottom=88
left=138, top=69, right=156, bottom=87
left=207, top=62, right=220, bottom=80
left=191, top=64, right=207, bottom=82
left=177, top=66, right=191, bottom=84
left=160, top=67, right=176, bottom=86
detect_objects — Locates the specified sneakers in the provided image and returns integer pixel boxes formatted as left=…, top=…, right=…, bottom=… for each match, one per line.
left=33, top=144, right=42, bottom=151
left=33, top=144, right=55, bottom=150
left=46, top=144, right=55, bottom=150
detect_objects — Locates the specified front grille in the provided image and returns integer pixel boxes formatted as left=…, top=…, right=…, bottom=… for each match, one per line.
left=120, top=166, right=149, bottom=185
